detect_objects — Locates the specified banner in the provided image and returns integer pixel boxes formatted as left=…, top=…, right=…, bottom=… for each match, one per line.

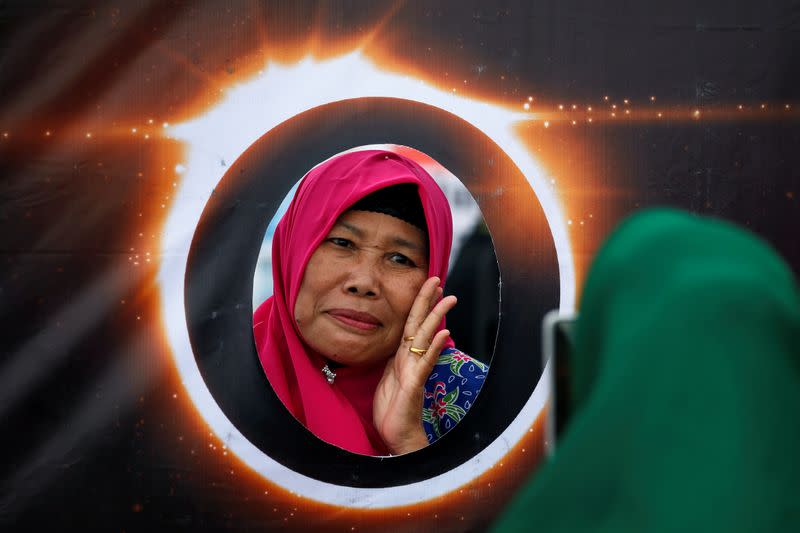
left=1, top=1, right=797, bottom=530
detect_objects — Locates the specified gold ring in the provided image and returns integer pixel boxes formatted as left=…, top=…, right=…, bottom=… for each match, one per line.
left=403, top=336, right=415, bottom=342
left=408, top=347, right=427, bottom=356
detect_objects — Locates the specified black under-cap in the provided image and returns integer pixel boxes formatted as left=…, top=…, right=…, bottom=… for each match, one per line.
left=347, top=183, right=428, bottom=233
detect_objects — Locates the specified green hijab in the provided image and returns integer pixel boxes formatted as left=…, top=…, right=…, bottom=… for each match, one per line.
left=494, top=209, right=800, bottom=532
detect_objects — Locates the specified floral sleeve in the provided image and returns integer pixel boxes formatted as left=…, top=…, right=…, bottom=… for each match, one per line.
left=421, top=347, right=489, bottom=444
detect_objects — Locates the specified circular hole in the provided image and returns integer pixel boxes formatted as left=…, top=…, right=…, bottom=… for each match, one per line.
left=184, top=97, right=560, bottom=491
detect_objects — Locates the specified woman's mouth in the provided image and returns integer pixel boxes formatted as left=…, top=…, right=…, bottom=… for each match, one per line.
left=326, top=309, right=382, bottom=331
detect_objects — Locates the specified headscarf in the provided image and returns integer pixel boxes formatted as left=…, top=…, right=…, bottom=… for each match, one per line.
left=253, top=149, right=454, bottom=456
left=493, top=208, right=800, bottom=531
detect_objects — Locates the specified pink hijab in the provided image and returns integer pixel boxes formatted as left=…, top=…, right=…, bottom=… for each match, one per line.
left=253, top=149, right=454, bottom=455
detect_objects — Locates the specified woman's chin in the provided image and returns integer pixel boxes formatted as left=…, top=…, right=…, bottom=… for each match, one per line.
left=320, top=338, right=390, bottom=368
left=306, top=317, right=395, bottom=366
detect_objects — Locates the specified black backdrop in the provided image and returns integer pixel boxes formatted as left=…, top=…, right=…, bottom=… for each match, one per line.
left=1, top=1, right=797, bottom=531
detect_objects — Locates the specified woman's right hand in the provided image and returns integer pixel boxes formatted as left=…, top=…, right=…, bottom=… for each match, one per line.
left=372, top=276, right=457, bottom=455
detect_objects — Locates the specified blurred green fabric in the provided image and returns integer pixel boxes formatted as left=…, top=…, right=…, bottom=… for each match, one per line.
left=493, top=209, right=800, bottom=532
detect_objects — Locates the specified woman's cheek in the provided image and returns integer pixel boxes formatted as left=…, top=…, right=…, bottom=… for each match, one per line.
left=292, top=290, right=312, bottom=332
left=392, top=271, right=427, bottom=312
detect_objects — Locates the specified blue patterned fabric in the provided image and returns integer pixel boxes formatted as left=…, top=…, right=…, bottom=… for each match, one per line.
left=422, top=347, right=489, bottom=444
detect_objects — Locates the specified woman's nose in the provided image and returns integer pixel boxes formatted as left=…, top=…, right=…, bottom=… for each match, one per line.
left=344, top=258, right=380, bottom=297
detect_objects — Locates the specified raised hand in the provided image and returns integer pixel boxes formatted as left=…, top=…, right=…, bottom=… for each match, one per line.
left=373, top=276, right=457, bottom=455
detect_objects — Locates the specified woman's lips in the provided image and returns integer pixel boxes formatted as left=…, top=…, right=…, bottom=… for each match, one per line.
left=327, top=309, right=382, bottom=331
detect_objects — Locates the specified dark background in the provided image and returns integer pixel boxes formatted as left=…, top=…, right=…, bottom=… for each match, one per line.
left=1, top=1, right=797, bottom=530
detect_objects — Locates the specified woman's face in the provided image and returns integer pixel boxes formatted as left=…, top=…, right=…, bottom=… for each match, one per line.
left=293, top=209, right=429, bottom=367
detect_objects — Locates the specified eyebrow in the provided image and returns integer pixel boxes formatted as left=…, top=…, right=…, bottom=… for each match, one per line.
left=336, top=221, right=424, bottom=252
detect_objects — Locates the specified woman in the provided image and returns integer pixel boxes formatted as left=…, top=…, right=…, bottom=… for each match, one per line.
left=493, top=209, right=800, bottom=532
left=253, top=149, right=488, bottom=456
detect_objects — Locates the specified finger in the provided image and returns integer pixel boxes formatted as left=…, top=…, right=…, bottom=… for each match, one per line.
left=413, top=295, right=457, bottom=347
left=418, top=286, right=444, bottom=333
left=403, top=277, right=440, bottom=336
left=428, top=286, right=443, bottom=315
left=419, top=287, right=444, bottom=336
left=408, top=329, right=450, bottom=387
left=406, top=295, right=456, bottom=369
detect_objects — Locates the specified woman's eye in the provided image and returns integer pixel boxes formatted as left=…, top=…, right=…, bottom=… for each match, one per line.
left=328, top=237, right=353, bottom=248
left=388, top=253, right=416, bottom=267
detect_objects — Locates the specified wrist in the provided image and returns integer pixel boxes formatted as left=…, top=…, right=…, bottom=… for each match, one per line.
left=388, top=426, right=429, bottom=455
